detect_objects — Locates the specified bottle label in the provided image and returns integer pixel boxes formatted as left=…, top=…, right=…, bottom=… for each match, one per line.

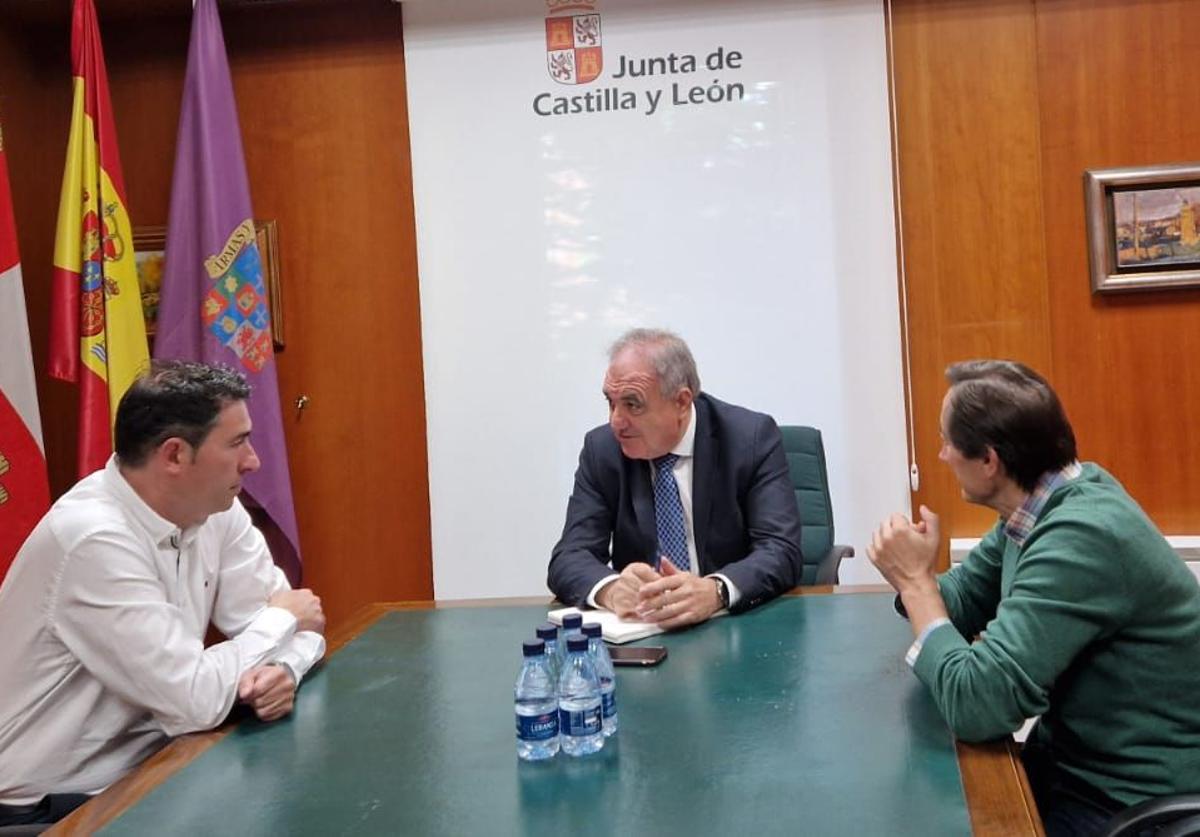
left=516, top=710, right=559, bottom=742
left=601, top=690, right=616, bottom=719
left=559, top=704, right=602, bottom=736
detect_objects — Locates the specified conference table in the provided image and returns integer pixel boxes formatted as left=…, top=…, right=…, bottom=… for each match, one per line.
left=51, top=588, right=1042, bottom=836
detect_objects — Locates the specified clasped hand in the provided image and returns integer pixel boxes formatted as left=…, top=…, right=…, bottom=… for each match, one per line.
left=238, top=664, right=296, bottom=722
left=269, top=588, right=326, bottom=635
left=866, top=504, right=941, bottom=595
left=597, top=559, right=721, bottom=630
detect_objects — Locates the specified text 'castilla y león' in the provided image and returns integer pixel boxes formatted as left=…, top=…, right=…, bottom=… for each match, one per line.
left=533, top=47, right=748, bottom=118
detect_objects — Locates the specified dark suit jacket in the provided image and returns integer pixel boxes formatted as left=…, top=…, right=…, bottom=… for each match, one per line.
left=547, top=393, right=803, bottom=613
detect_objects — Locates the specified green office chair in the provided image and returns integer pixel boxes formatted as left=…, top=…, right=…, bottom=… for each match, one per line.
left=1100, top=795, right=1200, bottom=837
left=779, top=425, right=854, bottom=586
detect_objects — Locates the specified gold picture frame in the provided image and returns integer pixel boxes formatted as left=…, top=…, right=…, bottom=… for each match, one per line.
left=1084, top=162, right=1200, bottom=294
left=132, top=219, right=285, bottom=349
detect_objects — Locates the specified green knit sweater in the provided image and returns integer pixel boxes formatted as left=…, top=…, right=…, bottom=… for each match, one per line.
left=914, top=463, right=1200, bottom=805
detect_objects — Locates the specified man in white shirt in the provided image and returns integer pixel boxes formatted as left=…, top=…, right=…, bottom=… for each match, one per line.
left=547, top=328, right=802, bottom=629
left=0, top=361, right=326, bottom=827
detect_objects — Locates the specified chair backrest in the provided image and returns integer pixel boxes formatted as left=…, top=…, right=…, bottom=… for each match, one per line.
left=778, top=425, right=836, bottom=586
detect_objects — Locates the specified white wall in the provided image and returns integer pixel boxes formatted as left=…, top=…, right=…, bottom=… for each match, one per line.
left=403, top=0, right=909, bottom=599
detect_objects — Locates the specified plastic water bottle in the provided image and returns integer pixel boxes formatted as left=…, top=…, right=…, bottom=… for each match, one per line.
left=535, top=622, right=561, bottom=682
left=557, top=636, right=604, bottom=757
left=514, top=639, right=560, bottom=761
left=559, top=612, right=584, bottom=670
left=582, top=623, right=618, bottom=738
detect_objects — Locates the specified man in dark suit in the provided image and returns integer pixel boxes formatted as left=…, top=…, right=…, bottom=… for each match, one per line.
left=547, top=329, right=803, bottom=630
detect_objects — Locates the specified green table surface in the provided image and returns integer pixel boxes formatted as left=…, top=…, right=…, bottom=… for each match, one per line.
left=100, top=593, right=971, bottom=836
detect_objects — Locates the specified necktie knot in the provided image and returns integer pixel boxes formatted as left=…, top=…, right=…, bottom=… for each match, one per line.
left=654, top=453, right=679, bottom=473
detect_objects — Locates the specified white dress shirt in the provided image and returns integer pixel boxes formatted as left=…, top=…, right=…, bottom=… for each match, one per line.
left=588, top=406, right=741, bottom=607
left=0, top=456, right=325, bottom=805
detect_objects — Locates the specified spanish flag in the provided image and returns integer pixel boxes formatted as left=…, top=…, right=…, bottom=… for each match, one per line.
left=48, top=0, right=148, bottom=478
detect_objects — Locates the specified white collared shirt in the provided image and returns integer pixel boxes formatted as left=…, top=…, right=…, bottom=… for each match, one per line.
left=0, top=456, right=325, bottom=804
left=589, top=405, right=740, bottom=607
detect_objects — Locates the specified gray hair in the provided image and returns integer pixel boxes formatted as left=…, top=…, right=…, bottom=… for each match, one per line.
left=608, top=328, right=701, bottom=398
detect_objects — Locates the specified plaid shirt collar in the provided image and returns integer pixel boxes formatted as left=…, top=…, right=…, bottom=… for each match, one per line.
left=1003, top=460, right=1083, bottom=547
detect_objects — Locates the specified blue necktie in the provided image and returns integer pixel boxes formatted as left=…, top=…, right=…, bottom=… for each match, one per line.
left=653, top=454, right=690, bottom=573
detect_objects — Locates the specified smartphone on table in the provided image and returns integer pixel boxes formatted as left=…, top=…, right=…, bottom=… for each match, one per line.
left=608, top=645, right=667, bottom=667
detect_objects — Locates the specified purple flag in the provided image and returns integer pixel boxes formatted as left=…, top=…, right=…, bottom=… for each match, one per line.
left=154, top=0, right=301, bottom=583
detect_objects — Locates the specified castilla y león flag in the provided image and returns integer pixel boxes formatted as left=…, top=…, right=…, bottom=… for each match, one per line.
left=48, top=0, right=150, bottom=478
left=0, top=121, right=52, bottom=581
left=153, top=0, right=302, bottom=584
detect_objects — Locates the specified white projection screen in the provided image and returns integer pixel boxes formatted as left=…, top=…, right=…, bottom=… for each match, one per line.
left=402, top=0, right=910, bottom=598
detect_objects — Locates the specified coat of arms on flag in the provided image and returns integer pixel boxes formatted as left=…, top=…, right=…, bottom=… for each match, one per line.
left=545, top=13, right=602, bottom=85
left=200, top=219, right=273, bottom=373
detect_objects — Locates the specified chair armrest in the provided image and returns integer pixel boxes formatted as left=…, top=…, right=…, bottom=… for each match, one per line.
left=1160, top=813, right=1200, bottom=837
left=814, top=545, right=855, bottom=586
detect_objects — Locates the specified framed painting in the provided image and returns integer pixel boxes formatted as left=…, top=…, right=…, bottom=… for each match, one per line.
left=132, top=219, right=285, bottom=348
left=1084, top=163, right=1200, bottom=293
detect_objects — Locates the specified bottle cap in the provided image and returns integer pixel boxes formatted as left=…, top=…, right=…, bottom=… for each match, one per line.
left=535, top=623, right=557, bottom=640
left=582, top=623, right=602, bottom=639
left=566, top=636, right=589, bottom=653
left=522, top=639, right=546, bottom=657
left=562, top=613, right=583, bottom=629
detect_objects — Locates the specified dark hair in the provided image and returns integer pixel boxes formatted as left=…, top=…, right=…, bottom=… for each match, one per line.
left=944, top=360, right=1077, bottom=492
left=115, top=360, right=251, bottom=467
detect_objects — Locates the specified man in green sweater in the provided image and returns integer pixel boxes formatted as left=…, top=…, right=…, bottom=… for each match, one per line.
left=868, top=360, right=1200, bottom=836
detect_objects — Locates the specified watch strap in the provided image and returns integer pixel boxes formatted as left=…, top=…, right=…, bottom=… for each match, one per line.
left=712, top=576, right=730, bottom=609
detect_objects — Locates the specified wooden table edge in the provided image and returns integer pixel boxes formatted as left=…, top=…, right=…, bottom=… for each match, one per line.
left=49, top=587, right=1041, bottom=836
left=957, top=736, right=1044, bottom=836
left=46, top=598, right=552, bottom=835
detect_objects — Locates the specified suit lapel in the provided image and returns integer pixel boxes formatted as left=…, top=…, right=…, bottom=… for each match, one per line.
left=628, top=456, right=658, bottom=562
left=692, top=397, right=715, bottom=572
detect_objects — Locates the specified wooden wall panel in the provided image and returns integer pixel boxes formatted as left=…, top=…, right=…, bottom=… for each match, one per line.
left=3, top=0, right=432, bottom=631
left=1035, top=0, right=1200, bottom=532
left=225, top=4, right=434, bottom=627
left=890, top=0, right=1053, bottom=552
left=893, top=0, right=1200, bottom=546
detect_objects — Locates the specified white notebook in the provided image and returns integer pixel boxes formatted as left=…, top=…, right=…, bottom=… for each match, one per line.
left=546, top=606, right=663, bottom=644
left=547, top=605, right=728, bottom=644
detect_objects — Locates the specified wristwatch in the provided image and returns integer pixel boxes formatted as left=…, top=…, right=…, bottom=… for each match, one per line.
left=266, top=660, right=297, bottom=685
left=712, top=576, right=730, bottom=610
